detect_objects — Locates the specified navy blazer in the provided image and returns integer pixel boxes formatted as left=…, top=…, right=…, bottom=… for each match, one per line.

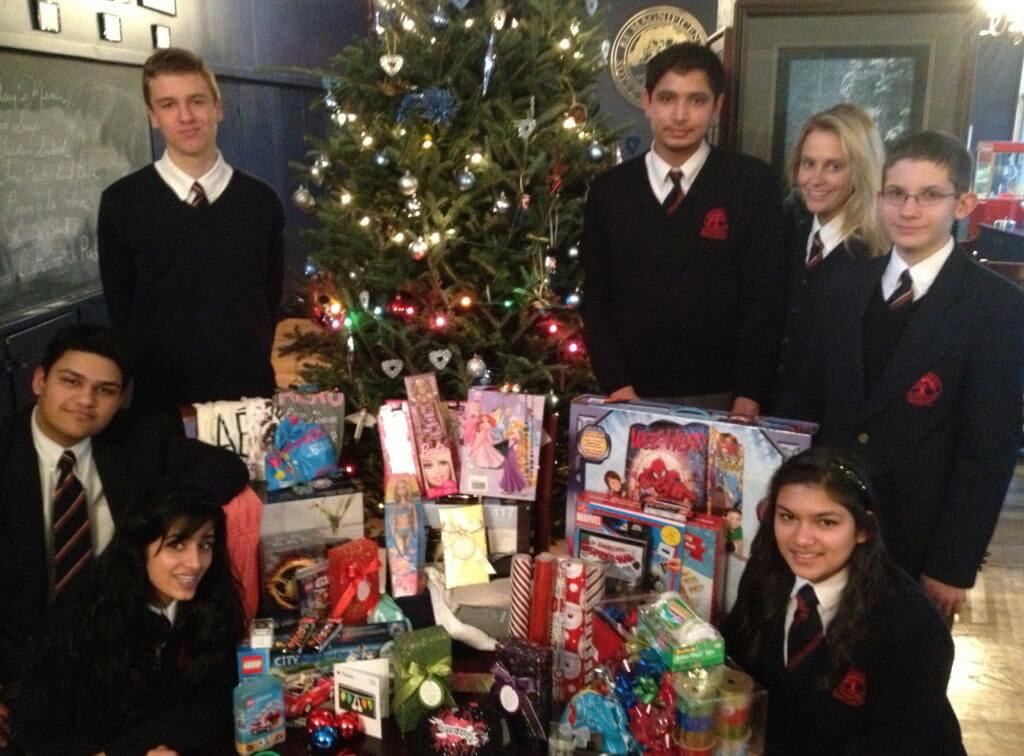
left=772, top=204, right=871, bottom=413
left=0, top=407, right=247, bottom=687
left=722, top=568, right=964, bottom=755
left=785, top=248, right=1024, bottom=586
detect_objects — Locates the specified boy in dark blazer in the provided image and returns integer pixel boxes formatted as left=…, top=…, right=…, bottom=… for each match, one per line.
left=784, top=131, right=1024, bottom=616
left=580, top=43, right=786, bottom=415
left=0, top=325, right=246, bottom=749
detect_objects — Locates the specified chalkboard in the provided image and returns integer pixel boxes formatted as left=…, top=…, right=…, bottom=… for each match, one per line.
left=0, top=49, right=152, bottom=326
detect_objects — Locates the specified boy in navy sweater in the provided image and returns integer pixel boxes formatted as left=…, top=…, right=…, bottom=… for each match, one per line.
left=580, top=43, right=786, bottom=414
left=98, top=48, right=283, bottom=411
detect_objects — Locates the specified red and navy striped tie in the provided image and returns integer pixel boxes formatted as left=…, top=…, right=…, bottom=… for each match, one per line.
left=663, top=169, right=685, bottom=215
left=787, top=583, right=824, bottom=670
left=806, top=231, right=825, bottom=270
left=52, top=450, right=92, bottom=597
left=886, top=270, right=914, bottom=310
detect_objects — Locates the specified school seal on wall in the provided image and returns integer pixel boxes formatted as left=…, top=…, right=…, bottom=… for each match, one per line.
left=610, top=5, right=708, bottom=108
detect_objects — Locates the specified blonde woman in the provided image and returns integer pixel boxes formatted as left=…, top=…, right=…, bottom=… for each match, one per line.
left=773, top=103, right=887, bottom=411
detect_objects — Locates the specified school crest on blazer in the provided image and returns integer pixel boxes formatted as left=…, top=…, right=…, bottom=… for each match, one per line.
left=700, top=208, right=729, bottom=240
left=831, top=667, right=866, bottom=707
left=906, top=371, right=942, bottom=408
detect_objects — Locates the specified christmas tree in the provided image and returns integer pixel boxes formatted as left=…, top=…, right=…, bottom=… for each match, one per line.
left=285, top=0, right=618, bottom=507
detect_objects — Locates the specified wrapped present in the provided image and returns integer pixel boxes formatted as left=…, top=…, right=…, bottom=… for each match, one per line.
left=438, top=503, right=495, bottom=588
left=490, top=637, right=552, bottom=744
left=327, top=538, right=381, bottom=624
left=392, top=626, right=455, bottom=732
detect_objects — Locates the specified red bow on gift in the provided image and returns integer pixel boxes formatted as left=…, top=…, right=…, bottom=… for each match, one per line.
left=330, top=555, right=381, bottom=622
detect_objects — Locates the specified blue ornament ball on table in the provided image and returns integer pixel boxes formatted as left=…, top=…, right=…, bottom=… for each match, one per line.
left=309, top=724, right=338, bottom=752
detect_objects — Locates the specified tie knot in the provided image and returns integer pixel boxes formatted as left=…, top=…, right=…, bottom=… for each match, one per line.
left=797, top=583, right=819, bottom=609
left=58, top=449, right=76, bottom=474
left=899, top=269, right=913, bottom=288
left=668, top=169, right=682, bottom=188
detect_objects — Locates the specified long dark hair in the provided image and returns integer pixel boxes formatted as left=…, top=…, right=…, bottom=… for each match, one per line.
left=727, top=448, right=892, bottom=686
left=61, top=488, right=245, bottom=707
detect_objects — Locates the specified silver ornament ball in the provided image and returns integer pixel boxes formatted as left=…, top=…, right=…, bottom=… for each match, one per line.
left=587, top=141, right=606, bottom=162
left=491, top=191, right=511, bottom=214
left=430, top=6, right=451, bottom=29
left=373, top=151, right=390, bottom=167
left=292, top=185, right=316, bottom=211
left=467, top=354, right=487, bottom=379
left=455, top=168, right=476, bottom=191
left=408, top=237, right=429, bottom=260
left=405, top=197, right=423, bottom=217
left=398, top=171, right=419, bottom=196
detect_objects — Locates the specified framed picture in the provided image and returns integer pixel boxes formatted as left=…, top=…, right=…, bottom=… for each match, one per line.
left=771, top=44, right=930, bottom=167
left=707, top=27, right=736, bottom=148
left=152, top=24, right=171, bottom=49
left=98, top=13, right=122, bottom=43
left=732, top=0, right=981, bottom=165
left=139, top=0, right=176, bottom=16
left=35, top=1, right=60, bottom=33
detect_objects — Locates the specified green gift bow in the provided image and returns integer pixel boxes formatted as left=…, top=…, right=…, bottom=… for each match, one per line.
left=393, top=656, right=454, bottom=715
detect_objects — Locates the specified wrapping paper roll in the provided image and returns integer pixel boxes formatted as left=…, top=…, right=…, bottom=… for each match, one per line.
left=553, top=558, right=586, bottom=700
left=580, top=559, right=605, bottom=684
left=716, top=668, right=754, bottom=739
left=508, top=553, right=534, bottom=640
left=527, top=553, right=555, bottom=645
left=549, top=556, right=568, bottom=645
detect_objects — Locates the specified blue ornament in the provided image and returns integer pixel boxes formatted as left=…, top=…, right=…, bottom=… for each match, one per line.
left=310, top=724, right=338, bottom=752
left=396, top=87, right=458, bottom=125
left=373, top=150, right=390, bottom=167
left=455, top=168, right=476, bottom=191
left=304, top=259, right=319, bottom=276
left=450, top=0, right=470, bottom=10
left=587, top=141, right=606, bottom=162
left=430, top=5, right=451, bottom=29
left=480, top=369, right=493, bottom=386
left=566, top=292, right=581, bottom=308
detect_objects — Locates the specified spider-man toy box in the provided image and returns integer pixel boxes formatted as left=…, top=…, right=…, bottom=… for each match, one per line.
left=567, top=396, right=816, bottom=611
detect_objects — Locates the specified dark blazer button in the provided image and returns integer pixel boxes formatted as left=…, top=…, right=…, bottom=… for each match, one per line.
left=857, top=432, right=869, bottom=444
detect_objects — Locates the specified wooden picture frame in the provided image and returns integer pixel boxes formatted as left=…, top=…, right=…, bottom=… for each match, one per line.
left=732, top=0, right=982, bottom=165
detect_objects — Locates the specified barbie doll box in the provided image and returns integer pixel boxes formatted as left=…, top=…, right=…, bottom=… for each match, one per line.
left=458, top=388, right=546, bottom=501
left=567, top=396, right=816, bottom=609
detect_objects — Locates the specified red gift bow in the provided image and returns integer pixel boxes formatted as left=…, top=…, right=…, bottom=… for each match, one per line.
left=330, top=556, right=381, bottom=620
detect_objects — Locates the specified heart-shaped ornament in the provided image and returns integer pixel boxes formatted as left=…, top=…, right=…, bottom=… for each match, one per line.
left=586, top=0, right=599, bottom=17
left=428, top=349, right=453, bottom=370
left=450, top=0, right=470, bottom=9
left=381, top=359, right=404, bottom=378
left=359, top=290, right=370, bottom=309
left=379, top=54, right=404, bottom=77
left=516, top=118, right=537, bottom=140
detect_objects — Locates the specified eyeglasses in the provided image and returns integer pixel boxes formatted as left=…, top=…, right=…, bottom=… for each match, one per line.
left=880, top=186, right=958, bottom=207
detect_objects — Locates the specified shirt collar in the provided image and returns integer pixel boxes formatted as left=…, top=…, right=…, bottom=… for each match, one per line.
left=885, top=236, right=955, bottom=301
left=154, top=150, right=232, bottom=202
left=791, top=567, right=849, bottom=613
left=646, top=140, right=711, bottom=186
left=31, top=406, right=92, bottom=471
left=148, top=600, right=178, bottom=625
left=810, top=212, right=847, bottom=257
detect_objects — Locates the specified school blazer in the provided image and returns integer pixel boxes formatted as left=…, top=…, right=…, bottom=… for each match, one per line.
left=772, top=205, right=871, bottom=413
left=722, top=568, right=964, bottom=755
left=791, top=248, right=1024, bottom=587
left=0, top=407, right=247, bottom=686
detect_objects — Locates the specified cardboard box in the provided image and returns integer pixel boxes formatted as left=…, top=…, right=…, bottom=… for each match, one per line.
left=567, top=396, right=815, bottom=609
left=262, top=474, right=364, bottom=544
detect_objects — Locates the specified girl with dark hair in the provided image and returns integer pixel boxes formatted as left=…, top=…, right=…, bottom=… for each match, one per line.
left=722, top=448, right=964, bottom=755
left=11, top=488, right=245, bottom=755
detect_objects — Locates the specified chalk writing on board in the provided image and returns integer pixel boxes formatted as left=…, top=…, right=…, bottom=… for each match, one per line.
left=0, top=52, right=151, bottom=324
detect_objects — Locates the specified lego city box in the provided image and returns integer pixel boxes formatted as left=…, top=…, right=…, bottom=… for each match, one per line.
left=567, top=396, right=816, bottom=609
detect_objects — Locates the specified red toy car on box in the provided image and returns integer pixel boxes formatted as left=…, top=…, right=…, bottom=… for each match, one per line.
left=284, top=673, right=333, bottom=718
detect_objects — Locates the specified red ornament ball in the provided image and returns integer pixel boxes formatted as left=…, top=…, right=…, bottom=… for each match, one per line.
left=337, top=710, right=361, bottom=739
left=306, top=708, right=336, bottom=732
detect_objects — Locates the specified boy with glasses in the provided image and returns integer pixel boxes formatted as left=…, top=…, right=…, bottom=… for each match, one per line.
left=780, top=130, right=1024, bottom=618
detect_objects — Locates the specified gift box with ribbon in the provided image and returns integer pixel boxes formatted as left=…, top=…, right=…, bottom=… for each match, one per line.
left=489, top=637, right=551, bottom=750
left=327, top=537, right=381, bottom=624
left=392, top=625, right=456, bottom=732
left=438, top=503, right=496, bottom=588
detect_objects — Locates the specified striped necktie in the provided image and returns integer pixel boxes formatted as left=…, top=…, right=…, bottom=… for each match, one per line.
left=787, top=583, right=824, bottom=670
left=52, top=450, right=93, bottom=597
left=806, top=231, right=825, bottom=270
left=663, top=169, right=685, bottom=215
left=886, top=270, right=914, bottom=310
left=189, top=181, right=208, bottom=208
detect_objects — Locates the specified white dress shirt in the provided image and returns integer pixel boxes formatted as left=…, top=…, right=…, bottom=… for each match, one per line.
left=31, top=408, right=115, bottom=586
left=881, top=237, right=955, bottom=302
left=783, top=568, right=848, bottom=666
left=154, top=150, right=234, bottom=204
left=645, top=140, right=712, bottom=204
left=807, top=212, right=847, bottom=263
left=149, top=600, right=179, bottom=626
